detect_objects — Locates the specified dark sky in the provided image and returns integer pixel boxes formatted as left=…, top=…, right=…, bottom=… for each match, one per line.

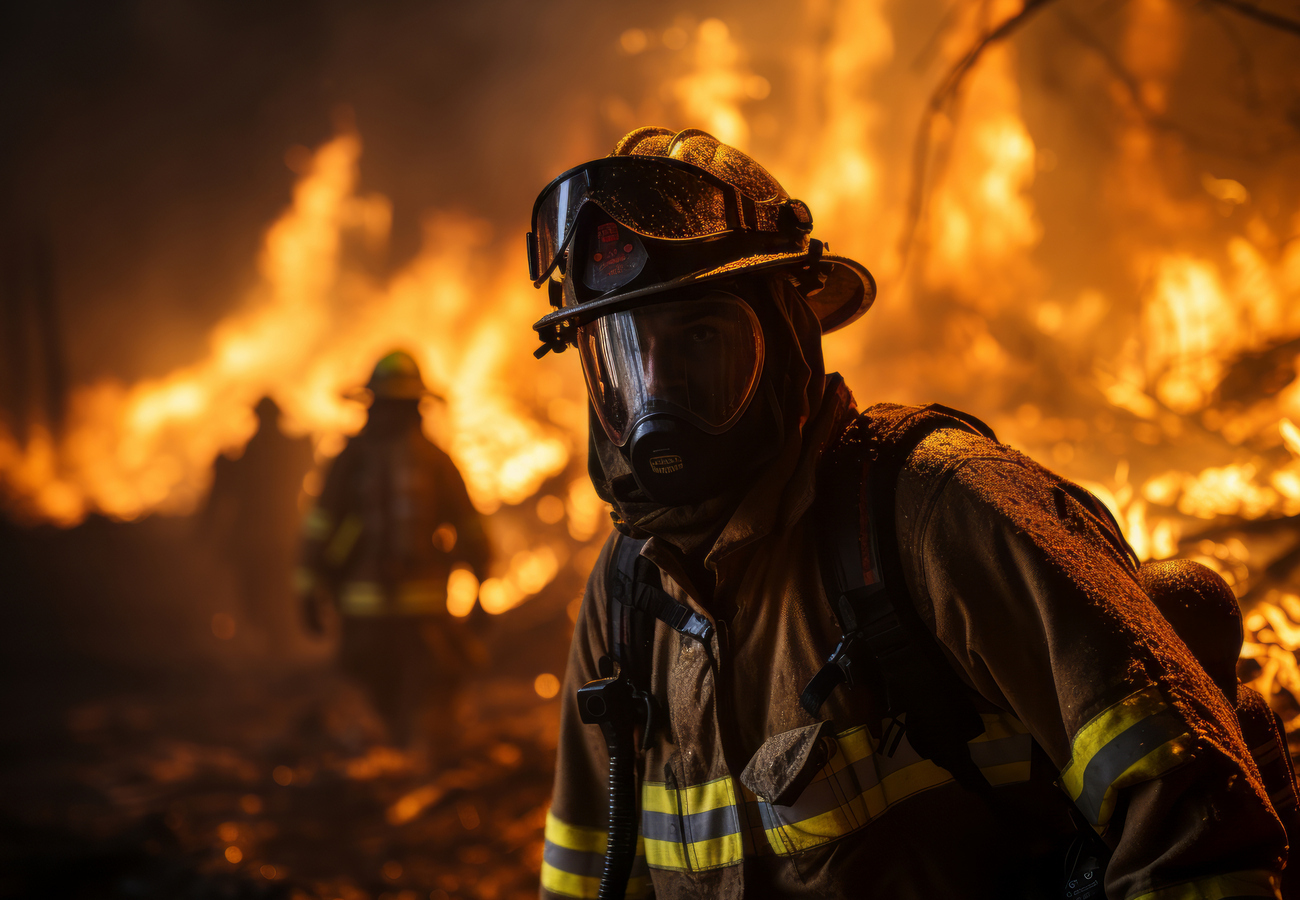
left=3, top=0, right=1297, bottom=396
left=0, top=0, right=764, bottom=384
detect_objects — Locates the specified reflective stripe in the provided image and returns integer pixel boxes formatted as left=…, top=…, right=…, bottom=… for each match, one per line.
left=325, top=514, right=363, bottom=566
left=395, top=579, right=445, bottom=614
left=641, top=777, right=743, bottom=871
left=1060, top=686, right=1193, bottom=828
left=751, top=712, right=1032, bottom=855
left=541, top=810, right=649, bottom=899
left=1128, top=869, right=1278, bottom=900
left=302, top=507, right=332, bottom=540
left=338, top=580, right=449, bottom=616
left=339, top=582, right=385, bottom=615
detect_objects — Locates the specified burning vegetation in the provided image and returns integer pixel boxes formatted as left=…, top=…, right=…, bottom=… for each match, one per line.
left=4, top=1, right=1300, bottom=897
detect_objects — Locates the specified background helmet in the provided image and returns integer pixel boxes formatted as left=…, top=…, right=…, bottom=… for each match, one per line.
left=366, top=350, right=429, bottom=400
left=528, top=127, right=876, bottom=355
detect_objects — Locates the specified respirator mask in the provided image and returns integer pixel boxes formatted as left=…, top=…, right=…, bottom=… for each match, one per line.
left=577, top=283, right=777, bottom=506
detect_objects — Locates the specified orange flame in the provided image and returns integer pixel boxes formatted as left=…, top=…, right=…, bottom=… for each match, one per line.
left=0, top=132, right=576, bottom=525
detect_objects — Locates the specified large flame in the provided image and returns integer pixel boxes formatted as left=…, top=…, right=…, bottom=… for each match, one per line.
left=5, top=6, right=1300, bottom=713
left=0, top=132, right=573, bottom=526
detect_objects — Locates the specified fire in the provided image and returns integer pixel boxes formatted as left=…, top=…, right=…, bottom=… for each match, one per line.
left=0, top=131, right=574, bottom=528
left=5, top=6, right=1300, bottom=716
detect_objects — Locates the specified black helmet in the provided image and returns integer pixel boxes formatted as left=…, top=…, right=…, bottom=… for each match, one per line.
left=527, top=126, right=875, bottom=355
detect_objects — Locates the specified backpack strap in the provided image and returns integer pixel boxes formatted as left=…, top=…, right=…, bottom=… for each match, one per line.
left=801, top=407, right=993, bottom=795
left=605, top=534, right=715, bottom=748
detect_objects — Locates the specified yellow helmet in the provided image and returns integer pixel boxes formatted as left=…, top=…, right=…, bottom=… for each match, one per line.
left=366, top=350, right=428, bottom=400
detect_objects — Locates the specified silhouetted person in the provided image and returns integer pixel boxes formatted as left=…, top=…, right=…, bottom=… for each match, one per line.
left=202, top=397, right=314, bottom=652
left=297, top=351, right=490, bottom=755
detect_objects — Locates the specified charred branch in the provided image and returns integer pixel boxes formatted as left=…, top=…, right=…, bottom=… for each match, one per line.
left=899, top=0, right=1061, bottom=270
left=1202, top=0, right=1300, bottom=39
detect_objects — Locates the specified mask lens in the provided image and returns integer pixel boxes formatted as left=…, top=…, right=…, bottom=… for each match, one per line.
left=577, top=291, right=765, bottom=446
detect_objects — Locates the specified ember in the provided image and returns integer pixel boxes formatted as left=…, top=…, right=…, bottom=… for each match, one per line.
left=3, top=2, right=1300, bottom=896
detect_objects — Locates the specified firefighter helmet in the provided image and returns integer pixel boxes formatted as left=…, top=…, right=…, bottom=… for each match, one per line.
left=366, top=350, right=429, bottom=400
left=527, top=126, right=876, bottom=354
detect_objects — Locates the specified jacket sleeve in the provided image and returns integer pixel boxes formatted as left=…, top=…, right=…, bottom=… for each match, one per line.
left=296, top=444, right=355, bottom=596
left=896, top=432, right=1287, bottom=900
left=542, top=533, right=652, bottom=900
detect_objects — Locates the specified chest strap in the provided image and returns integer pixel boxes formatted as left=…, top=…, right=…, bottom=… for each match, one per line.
left=611, top=536, right=714, bottom=648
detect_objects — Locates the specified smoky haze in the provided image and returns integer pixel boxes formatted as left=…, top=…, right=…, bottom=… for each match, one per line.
left=0, top=0, right=754, bottom=388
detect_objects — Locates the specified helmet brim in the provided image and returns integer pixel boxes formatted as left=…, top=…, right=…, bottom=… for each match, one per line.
left=533, top=250, right=875, bottom=341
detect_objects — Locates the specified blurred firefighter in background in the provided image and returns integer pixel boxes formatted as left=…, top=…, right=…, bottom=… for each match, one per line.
left=202, top=396, right=313, bottom=653
left=297, top=350, right=490, bottom=755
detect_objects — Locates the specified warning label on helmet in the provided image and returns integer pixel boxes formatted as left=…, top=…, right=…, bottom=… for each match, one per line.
left=583, top=219, right=648, bottom=293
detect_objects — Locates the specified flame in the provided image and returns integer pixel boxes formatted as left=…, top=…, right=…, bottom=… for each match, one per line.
left=0, top=132, right=574, bottom=523
left=6, top=6, right=1300, bottom=721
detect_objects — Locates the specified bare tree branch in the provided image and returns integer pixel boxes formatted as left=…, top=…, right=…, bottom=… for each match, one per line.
left=1203, top=0, right=1300, bottom=39
left=898, top=0, right=1061, bottom=273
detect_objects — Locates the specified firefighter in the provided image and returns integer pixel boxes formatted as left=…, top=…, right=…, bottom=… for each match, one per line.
left=203, top=396, right=313, bottom=653
left=298, top=350, right=490, bottom=752
left=529, top=128, right=1291, bottom=898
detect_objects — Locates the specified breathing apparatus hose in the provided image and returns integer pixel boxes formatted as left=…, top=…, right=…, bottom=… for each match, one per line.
left=577, top=675, right=639, bottom=900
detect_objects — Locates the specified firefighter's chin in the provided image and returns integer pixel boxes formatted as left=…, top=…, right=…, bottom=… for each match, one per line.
left=624, top=402, right=781, bottom=508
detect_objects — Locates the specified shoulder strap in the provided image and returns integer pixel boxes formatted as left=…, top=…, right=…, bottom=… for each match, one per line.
left=606, top=535, right=715, bottom=750
left=802, top=408, right=992, bottom=794
left=606, top=534, right=714, bottom=674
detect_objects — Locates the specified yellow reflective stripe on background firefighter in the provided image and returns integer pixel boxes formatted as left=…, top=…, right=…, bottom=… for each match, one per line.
left=541, top=811, right=650, bottom=899
left=301, top=506, right=333, bottom=540
left=640, top=775, right=743, bottom=871
left=750, top=712, right=1033, bottom=856
left=1060, top=685, right=1193, bottom=829
left=324, top=513, right=363, bottom=566
left=339, top=581, right=385, bottom=615
left=1128, top=869, right=1279, bottom=900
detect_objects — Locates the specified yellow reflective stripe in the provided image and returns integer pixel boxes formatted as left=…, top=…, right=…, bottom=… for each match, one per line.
left=302, top=507, right=332, bottom=540
left=754, top=713, right=1034, bottom=856
left=339, top=582, right=385, bottom=615
left=540, top=863, right=599, bottom=899
left=545, top=810, right=606, bottom=853
left=641, top=778, right=743, bottom=871
left=1061, top=686, right=1194, bottom=828
left=1128, top=870, right=1278, bottom=900
left=540, top=865, right=650, bottom=900
left=325, top=514, right=363, bottom=565
left=395, top=579, right=445, bottom=614
left=541, top=811, right=649, bottom=899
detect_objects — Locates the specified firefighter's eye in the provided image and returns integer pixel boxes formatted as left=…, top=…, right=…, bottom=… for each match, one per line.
left=685, top=324, right=718, bottom=344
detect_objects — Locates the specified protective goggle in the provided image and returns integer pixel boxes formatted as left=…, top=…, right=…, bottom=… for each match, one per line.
left=577, top=289, right=765, bottom=447
left=526, top=156, right=786, bottom=288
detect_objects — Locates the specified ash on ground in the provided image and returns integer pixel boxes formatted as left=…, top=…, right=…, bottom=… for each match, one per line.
left=0, top=513, right=579, bottom=900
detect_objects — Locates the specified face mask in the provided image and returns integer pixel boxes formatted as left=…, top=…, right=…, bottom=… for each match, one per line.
left=577, top=286, right=781, bottom=505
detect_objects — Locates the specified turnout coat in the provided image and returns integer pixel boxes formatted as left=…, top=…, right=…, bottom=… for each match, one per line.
left=542, top=379, right=1288, bottom=900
